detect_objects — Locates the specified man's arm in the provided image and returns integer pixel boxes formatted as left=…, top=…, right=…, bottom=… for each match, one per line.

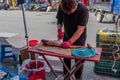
left=69, top=26, right=85, bottom=44
left=57, top=24, right=62, bottom=30
left=57, top=24, right=64, bottom=40
left=56, top=5, right=64, bottom=40
left=61, top=26, right=85, bottom=48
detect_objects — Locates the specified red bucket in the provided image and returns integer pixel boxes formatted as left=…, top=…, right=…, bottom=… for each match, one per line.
left=29, top=40, right=38, bottom=47
left=23, top=60, right=45, bottom=78
left=29, top=70, right=46, bottom=80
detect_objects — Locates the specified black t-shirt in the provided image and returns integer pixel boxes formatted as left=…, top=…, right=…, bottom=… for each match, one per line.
left=56, top=3, right=89, bottom=45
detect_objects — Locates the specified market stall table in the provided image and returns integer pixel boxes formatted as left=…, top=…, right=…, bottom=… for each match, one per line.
left=28, top=44, right=102, bottom=80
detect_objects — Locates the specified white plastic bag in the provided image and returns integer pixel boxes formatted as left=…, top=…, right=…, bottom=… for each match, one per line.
left=55, top=75, right=64, bottom=80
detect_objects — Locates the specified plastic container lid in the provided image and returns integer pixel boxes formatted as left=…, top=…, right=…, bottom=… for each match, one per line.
left=72, top=48, right=96, bottom=58
left=29, top=40, right=38, bottom=47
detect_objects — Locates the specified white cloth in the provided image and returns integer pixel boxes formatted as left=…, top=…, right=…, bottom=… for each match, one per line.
left=0, top=32, right=27, bottom=55
left=6, top=34, right=27, bottom=49
left=0, top=32, right=18, bottom=45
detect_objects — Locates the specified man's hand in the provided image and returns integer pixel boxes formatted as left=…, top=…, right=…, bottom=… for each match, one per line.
left=57, top=27, right=64, bottom=40
left=61, top=40, right=72, bottom=48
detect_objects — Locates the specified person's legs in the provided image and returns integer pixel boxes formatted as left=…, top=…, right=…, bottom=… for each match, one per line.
left=74, top=60, right=85, bottom=80
left=63, top=58, right=71, bottom=80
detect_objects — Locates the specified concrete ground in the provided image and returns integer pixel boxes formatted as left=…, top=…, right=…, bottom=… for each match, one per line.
left=0, top=58, right=119, bottom=80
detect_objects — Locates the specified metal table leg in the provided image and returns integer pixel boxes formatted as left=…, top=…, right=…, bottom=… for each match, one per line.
left=59, top=58, right=75, bottom=80
left=42, top=55, right=58, bottom=77
left=64, top=60, right=84, bottom=80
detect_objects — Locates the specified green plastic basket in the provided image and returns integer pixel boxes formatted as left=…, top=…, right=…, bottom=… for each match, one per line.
left=94, top=59, right=120, bottom=78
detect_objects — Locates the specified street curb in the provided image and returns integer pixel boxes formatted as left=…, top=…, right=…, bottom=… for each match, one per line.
left=9, top=7, right=20, bottom=10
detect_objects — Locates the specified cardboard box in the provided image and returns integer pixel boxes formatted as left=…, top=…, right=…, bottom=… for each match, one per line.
left=20, top=48, right=35, bottom=64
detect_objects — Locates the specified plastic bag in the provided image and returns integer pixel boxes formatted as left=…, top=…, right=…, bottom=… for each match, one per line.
left=55, top=75, right=64, bottom=80
left=18, top=59, right=46, bottom=78
left=0, top=70, right=7, bottom=80
left=10, top=76, right=19, bottom=80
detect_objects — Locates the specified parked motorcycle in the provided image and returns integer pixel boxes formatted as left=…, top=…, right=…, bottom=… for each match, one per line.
left=30, top=3, right=47, bottom=11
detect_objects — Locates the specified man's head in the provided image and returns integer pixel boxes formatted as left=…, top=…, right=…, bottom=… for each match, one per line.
left=60, top=0, right=77, bottom=14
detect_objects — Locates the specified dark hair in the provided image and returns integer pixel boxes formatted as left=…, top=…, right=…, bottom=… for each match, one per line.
left=60, top=0, right=76, bottom=13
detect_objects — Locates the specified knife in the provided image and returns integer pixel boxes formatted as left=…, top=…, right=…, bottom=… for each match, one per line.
left=87, top=43, right=100, bottom=54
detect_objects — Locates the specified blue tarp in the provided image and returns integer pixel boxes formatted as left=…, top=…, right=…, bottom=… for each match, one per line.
left=110, top=0, right=120, bottom=14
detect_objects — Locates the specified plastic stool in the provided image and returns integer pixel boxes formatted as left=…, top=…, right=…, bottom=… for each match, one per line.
left=0, top=45, right=16, bottom=62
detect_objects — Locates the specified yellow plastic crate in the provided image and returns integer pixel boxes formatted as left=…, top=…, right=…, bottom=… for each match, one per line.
left=97, top=29, right=120, bottom=44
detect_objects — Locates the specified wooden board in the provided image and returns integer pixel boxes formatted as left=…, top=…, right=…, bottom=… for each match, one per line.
left=36, top=44, right=74, bottom=56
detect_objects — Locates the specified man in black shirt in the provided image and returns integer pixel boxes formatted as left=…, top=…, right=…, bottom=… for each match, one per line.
left=56, top=0, right=89, bottom=79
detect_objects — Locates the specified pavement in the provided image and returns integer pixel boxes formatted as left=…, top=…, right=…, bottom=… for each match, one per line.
left=0, top=57, right=120, bottom=80
left=9, top=7, right=20, bottom=10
